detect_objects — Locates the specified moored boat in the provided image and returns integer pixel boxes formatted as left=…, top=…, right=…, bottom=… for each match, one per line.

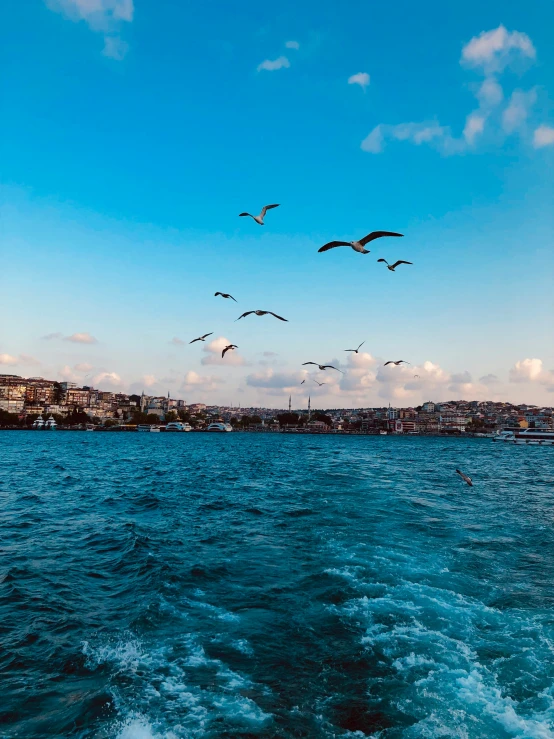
left=207, top=422, right=233, bottom=432
left=165, top=421, right=192, bottom=432
left=494, top=429, right=554, bottom=445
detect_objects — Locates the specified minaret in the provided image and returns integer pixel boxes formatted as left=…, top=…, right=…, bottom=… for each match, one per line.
left=308, top=395, right=311, bottom=422
left=288, top=395, right=291, bottom=413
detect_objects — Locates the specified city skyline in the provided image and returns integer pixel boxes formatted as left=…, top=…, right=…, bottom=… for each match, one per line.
left=1, top=1, right=553, bottom=405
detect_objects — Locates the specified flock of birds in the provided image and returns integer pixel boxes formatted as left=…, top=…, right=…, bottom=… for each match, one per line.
left=187, top=203, right=472, bottom=486
left=189, top=204, right=415, bottom=371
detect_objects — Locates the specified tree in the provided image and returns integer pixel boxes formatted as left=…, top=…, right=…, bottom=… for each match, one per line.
left=277, top=412, right=299, bottom=427
left=251, top=415, right=262, bottom=425
left=131, top=411, right=149, bottom=425
left=240, top=415, right=252, bottom=427
left=0, top=410, right=19, bottom=427
left=146, top=413, right=160, bottom=424
left=104, top=419, right=118, bottom=428
left=312, top=412, right=332, bottom=426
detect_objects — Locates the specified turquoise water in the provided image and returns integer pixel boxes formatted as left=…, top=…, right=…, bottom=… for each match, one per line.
left=1, top=432, right=553, bottom=738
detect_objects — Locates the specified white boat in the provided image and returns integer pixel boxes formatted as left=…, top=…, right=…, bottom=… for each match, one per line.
left=32, top=415, right=45, bottom=429
left=165, top=421, right=192, bottom=432
left=137, top=424, right=161, bottom=432
left=207, top=422, right=233, bottom=432
left=494, top=429, right=554, bottom=445
left=44, top=415, right=57, bottom=430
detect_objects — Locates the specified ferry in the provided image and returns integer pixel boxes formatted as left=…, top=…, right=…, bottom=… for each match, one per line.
left=32, top=415, right=57, bottom=430
left=207, top=422, right=233, bottom=432
left=137, top=424, right=161, bottom=433
left=493, top=429, right=554, bottom=445
left=165, top=421, right=192, bottom=432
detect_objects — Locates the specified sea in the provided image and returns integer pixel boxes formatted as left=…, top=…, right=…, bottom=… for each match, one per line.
left=1, top=432, right=554, bottom=739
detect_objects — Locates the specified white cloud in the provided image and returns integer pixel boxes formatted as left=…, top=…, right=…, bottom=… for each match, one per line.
left=509, top=358, right=554, bottom=389
left=59, top=364, right=81, bottom=382
left=201, top=336, right=245, bottom=366
left=93, top=371, right=122, bottom=387
left=533, top=125, right=554, bottom=148
left=170, top=337, right=186, bottom=346
left=75, top=362, right=93, bottom=372
left=362, top=26, right=539, bottom=156
left=348, top=72, right=370, bottom=90
left=460, top=25, right=536, bottom=74
left=180, top=371, right=223, bottom=394
left=477, top=77, right=504, bottom=106
left=246, top=368, right=307, bottom=391
left=45, top=0, right=133, bottom=59
left=64, top=332, right=98, bottom=344
left=142, top=374, right=158, bottom=387
left=0, top=353, right=40, bottom=366
left=463, top=113, right=485, bottom=144
left=502, top=89, right=536, bottom=134
left=0, top=353, right=18, bottom=366
left=361, top=125, right=384, bottom=153
left=42, top=332, right=63, bottom=340
left=257, top=56, right=290, bottom=72
left=102, top=35, right=128, bottom=60
left=285, top=40, right=299, bottom=50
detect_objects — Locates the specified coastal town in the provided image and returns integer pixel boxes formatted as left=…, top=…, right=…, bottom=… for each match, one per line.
left=1, top=373, right=552, bottom=434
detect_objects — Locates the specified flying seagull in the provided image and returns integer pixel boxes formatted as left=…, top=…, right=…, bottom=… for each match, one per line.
left=345, top=341, right=365, bottom=354
left=456, top=469, right=473, bottom=487
left=300, top=380, right=306, bottom=385
left=302, top=362, right=344, bottom=374
left=413, top=374, right=421, bottom=379
left=318, top=231, right=403, bottom=255
left=190, top=332, right=213, bottom=344
left=222, top=344, right=238, bottom=358
left=313, top=380, right=326, bottom=386
left=377, top=259, right=413, bottom=272
left=239, top=204, right=279, bottom=225
left=384, top=360, right=410, bottom=366
left=236, top=310, right=288, bottom=322
left=215, top=292, right=237, bottom=302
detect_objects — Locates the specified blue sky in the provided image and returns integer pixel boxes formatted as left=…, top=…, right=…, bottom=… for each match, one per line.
left=1, top=0, right=553, bottom=407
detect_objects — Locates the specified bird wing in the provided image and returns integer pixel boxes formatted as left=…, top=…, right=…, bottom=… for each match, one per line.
left=260, top=204, right=280, bottom=218
left=214, top=292, right=222, bottom=297
left=324, top=365, right=344, bottom=373
left=239, top=212, right=253, bottom=218
left=318, top=241, right=351, bottom=252
left=344, top=349, right=355, bottom=352
left=302, top=362, right=317, bottom=366
left=201, top=333, right=213, bottom=340
left=377, top=258, right=388, bottom=264
left=236, top=311, right=254, bottom=320
left=391, top=261, right=413, bottom=269
left=221, top=347, right=229, bottom=357
left=359, top=231, right=404, bottom=246
left=228, top=294, right=237, bottom=302
left=357, top=341, right=365, bottom=351
left=189, top=337, right=201, bottom=344
left=267, top=312, right=288, bottom=321
left=384, top=361, right=394, bottom=366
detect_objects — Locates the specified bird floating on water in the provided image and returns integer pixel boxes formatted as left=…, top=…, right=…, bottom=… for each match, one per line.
left=318, top=231, right=403, bottom=255
left=222, top=344, right=238, bottom=358
left=456, top=469, right=473, bottom=487
left=236, top=310, right=288, bottom=322
left=384, top=360, right=410, bottom=366
left=190, top=332, right=213, bottom=344
left=302, top=362, right=344, bottom=374
left=239, top=204, right=279, bottom=225
left=377, top=258, right=413, bottom=272
left=345, top=342, right=365, bottom=353
left=215, top=292, right=237, bottom=302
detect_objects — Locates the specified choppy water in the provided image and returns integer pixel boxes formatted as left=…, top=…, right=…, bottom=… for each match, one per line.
left=1, top=432, right=554, bottom=738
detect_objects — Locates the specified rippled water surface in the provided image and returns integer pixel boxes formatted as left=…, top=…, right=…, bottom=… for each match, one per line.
left=1, top=432, right=554, bottom=738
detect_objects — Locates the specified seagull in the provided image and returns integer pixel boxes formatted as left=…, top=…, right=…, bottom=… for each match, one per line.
left=236, top=310, right=288, bottom=322
left=318, top=231, right=403, bottom=255
left=456, top=469, right=473, bottom=487
left=190, top=332, right=213, bottom=344
left=413, top=374, right=421, bottom=379
left=302, top=362, right=344, bottom=374
left=300, top=380, right=306, bottom=384
left=313, top=380, right=326, bottom=386
left=384, top=360, right=410, bottom=366
left=239, top=204, right=279, bottom=225
left=215, top=292, right=237, bottom=302
left=222, top=344, right=238, bottom=358
left=345, top=342, right=365, bottom=354
left=377, top=259, right=413, bottom=272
